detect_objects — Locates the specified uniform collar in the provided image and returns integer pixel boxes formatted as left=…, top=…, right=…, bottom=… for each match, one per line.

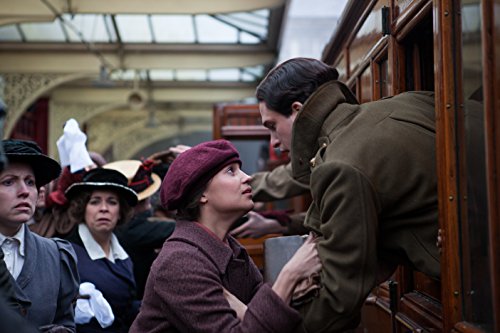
left=78, top=223, right=129, bottom=263
left=0, top=224, right=26, bottom=257
left=291, top=80, right=358, bottom=184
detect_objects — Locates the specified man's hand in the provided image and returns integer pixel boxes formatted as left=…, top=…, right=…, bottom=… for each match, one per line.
left=230, top=211, right=287, bottom=238
left=147, top=145, right=192, bottom=164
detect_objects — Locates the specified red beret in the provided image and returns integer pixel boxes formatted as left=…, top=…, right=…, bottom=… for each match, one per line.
left=160, top=139, right=241, bottom=210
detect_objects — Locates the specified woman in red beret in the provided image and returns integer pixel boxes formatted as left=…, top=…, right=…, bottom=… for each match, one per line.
left=131, top=139, right=321, bottom=333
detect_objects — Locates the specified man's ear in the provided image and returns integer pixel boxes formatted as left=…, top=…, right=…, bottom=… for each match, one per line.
left=291, top=101, right=303, bottom=118
left=291, top=101, right=303, bottom=114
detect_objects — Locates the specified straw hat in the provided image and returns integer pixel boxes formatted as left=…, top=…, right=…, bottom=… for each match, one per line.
left=103, top=160, right=161, bottom=201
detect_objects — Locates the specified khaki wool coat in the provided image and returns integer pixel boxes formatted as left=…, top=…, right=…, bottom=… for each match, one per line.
left=290, top=81, right=440, bottom=332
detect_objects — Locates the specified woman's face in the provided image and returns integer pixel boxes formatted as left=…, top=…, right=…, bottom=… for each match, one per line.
left=202, top=162, right=254, bottom=215
left=84, top=189, right=120, bottom=235
left=0, top=162, right=37, bottom=235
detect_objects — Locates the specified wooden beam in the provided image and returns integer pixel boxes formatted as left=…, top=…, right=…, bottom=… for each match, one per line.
left=0, top=50, right=275, bottom=72
left=50, top=86, right=256, bottom=103
left=1, top=0, right=285, bottom=16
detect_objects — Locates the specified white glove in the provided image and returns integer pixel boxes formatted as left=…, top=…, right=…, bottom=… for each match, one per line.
left=75, top=282, right=115, bottom=328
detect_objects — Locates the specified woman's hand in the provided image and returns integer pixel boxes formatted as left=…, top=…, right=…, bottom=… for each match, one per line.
left=223, top=288, right=247, bottom=321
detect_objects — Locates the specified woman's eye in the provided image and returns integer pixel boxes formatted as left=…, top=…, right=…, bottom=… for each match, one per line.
left=1, top=179, right=13, bottom=186
left=26, top=179, right=36, bottom=186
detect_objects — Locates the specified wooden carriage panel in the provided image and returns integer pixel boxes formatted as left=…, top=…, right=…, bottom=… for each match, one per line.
left=484, top=0, right=500, bottom=329
left=213, top=103, right=268, bottom=141
left=336, top=52, right=348, bottom=82
left=348, top=0, right=389, bottom=75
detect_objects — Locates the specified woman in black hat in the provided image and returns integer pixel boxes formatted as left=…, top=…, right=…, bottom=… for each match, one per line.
left=64, top=168, right=140, bottom=333
left=0, top=139, right=79, bottom=332
left=131, top=140, right=322, bottom=333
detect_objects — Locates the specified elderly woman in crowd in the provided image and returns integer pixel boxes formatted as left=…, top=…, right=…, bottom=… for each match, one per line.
left=64, top=168, right=140, bottom=332
left=131, top=139, right=322, bottom=333
left=0, top=139, right=79, bottom=332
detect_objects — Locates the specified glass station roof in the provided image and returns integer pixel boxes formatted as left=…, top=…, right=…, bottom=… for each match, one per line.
left=0, top=9, right=272, bottom=83
left=0, top=10, right=269, bottom=44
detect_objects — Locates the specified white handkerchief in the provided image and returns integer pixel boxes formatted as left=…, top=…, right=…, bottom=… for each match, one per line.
left=56, top=118, right=93, bottom=172
left=75, top=282, right=115, bottom=328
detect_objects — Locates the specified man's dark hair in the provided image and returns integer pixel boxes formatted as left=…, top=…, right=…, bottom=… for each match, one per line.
left=256, top=57, right=339, bottom=116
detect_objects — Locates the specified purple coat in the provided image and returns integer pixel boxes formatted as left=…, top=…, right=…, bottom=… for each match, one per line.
left=130, top=220, right=301, bottom=333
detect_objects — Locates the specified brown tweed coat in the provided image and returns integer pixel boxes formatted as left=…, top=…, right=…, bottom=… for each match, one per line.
left=130, top=220, right=301, bottom=333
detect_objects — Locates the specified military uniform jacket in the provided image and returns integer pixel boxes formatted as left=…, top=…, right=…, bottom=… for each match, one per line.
left=291, top=81, right=440, bottom=332
left=130, top=220, right=301, bottom=333
left=251, top=162, right=309, bottom=201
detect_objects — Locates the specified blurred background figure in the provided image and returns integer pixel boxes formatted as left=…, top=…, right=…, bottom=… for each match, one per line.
left=65, top=168, right=140, bottom=333
left=104, top=157, right=175, bottom=299
left=30, top=119, right=100, bottom=238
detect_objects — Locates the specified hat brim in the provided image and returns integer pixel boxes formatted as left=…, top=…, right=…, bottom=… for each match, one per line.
left=137, top=172, right=161, bottom=201
left=5, top=153, right=61, bottom=187
left=103, top=160, right=161, bottom=201
left=65, top=182, right=138, bottom=207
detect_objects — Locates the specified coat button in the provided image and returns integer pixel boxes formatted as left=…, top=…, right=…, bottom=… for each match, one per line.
left=309, top=157, right=316, bottom=168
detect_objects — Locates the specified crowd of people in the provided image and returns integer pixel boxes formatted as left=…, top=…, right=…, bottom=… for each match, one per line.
left=0, top=57, right=440, bottom=333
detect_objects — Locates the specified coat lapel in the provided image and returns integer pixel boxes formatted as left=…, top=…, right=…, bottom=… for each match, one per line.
left=15, top=225, right=36, bottom=289
left=291, top=80, right=358, bottom=184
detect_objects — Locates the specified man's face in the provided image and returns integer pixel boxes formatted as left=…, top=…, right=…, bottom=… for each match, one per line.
left=259, top=102, right=299, bottom=152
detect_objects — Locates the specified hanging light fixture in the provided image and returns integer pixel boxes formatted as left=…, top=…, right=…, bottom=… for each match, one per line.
left=128, top=70, right=146, bottom=110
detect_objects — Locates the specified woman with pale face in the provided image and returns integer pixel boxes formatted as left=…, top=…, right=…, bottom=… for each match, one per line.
left=0, top=139, right=79, bottom=332
left=65, top=168, right=139, bottom=333
left=0, top=163, right=38, bottom=235
left=131, top=140, right=322, bottom=333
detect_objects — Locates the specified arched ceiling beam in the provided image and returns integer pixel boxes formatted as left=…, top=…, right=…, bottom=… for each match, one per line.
left=0, top=48, right=274, bottom=73
left=50, top=86, right=256, bottom=104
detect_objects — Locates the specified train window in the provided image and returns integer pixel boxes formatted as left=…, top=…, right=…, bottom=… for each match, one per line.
left=373, top=50, right=390, bottom=99
left=335, top=53, right=348, bottom=83
left=459, top=0, right=493, bottom=330
left=400, top=13, right=434, bottom=92
left=359, top=66, right=372, bottom=103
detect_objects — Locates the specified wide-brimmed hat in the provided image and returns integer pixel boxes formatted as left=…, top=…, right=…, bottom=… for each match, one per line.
left=103, top=160, right=161, bottom=201
left=65, top=168, right=138, bottom=206
left=2, top=139, right=61, bottom=187
left=160, top=139, right=241, bottom=210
